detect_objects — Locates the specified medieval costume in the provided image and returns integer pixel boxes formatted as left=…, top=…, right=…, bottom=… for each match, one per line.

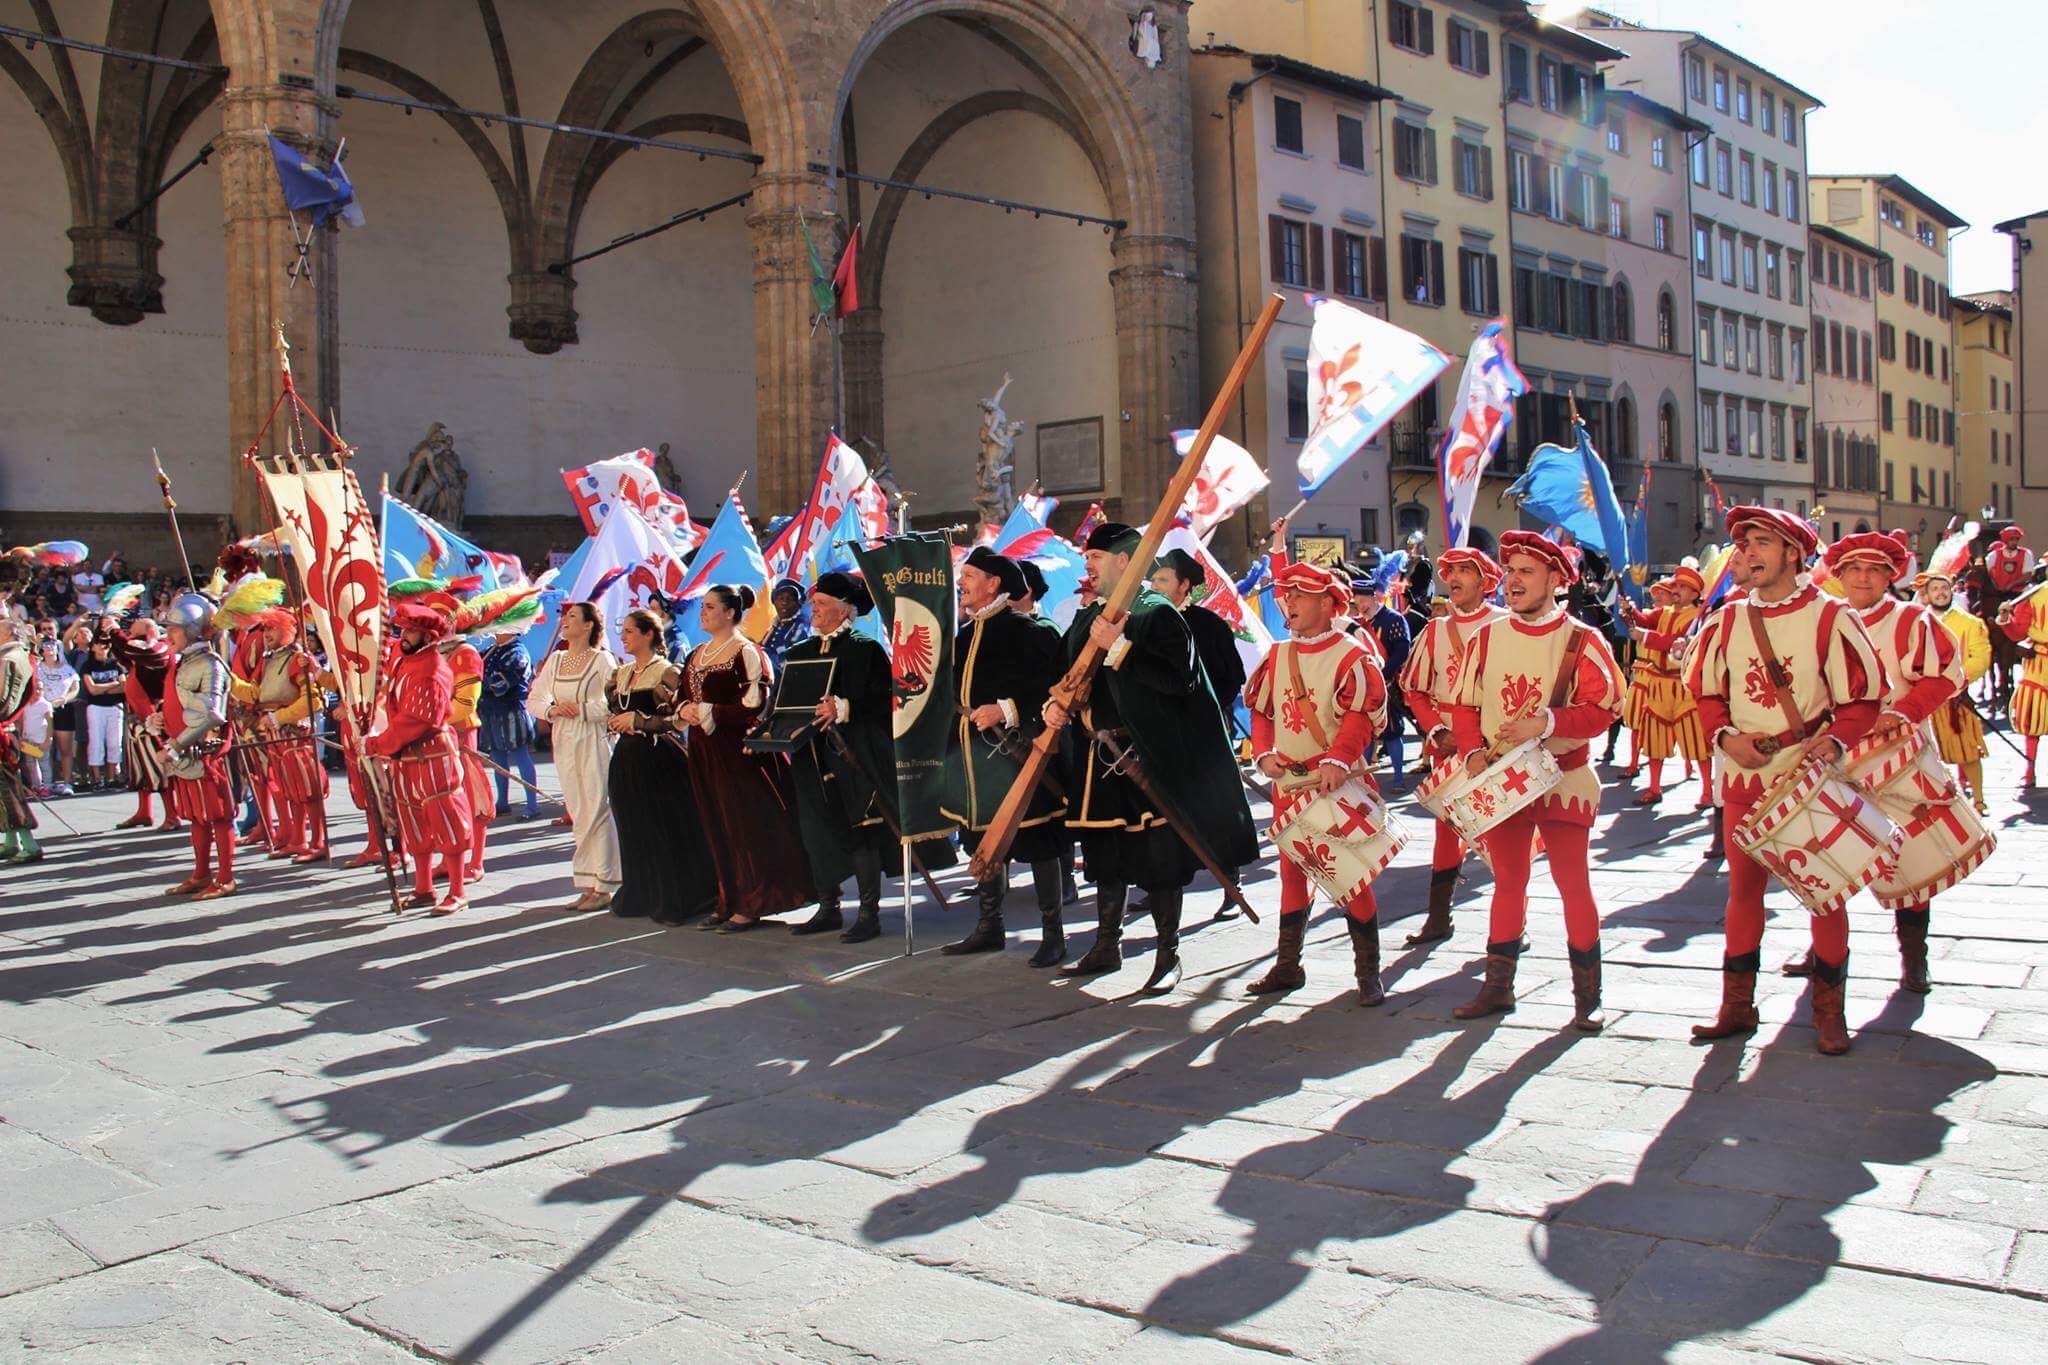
left=0, top=630, right=39, bottom=864
left=761, top=578, right=810, bottom=673
left=368, top=605, right=476, bottom=914
left=780, top=573, right=898, bottom=943
left=1685, top=507, right=1887, bottom=1055
left=681, top=630, right=812, bottom=929
left=441, top=631, right=494, bottom=878
left=1397, top=547, right=1506, bottom=946
left=1448, top=531, right=1626, bottom=1031
left=938, top=547, right=1071, bottom=965
left=1356, top=573, right=1413, bottom=787
left=1923, top=572, right=1991, bottom=813
left=112, top=624, right=175, bottom=830
left=527, top=638, right=620, bottom=902
left=480, top=636, right=540, bottom=818
left=1153, top=548, right=1247, bottom=735
left=1056, top=524, right=1259, bottom=994
left=1625, top=565, right=1711, bottom=806
left=1998, top=577, right=2048, bottom=786
left=228, top=608, right=330, bottom=863
left=160, top=594, right=238, bottom=899
left=1244, top=561, right=1389, bottom=1004
left=606, top=655, right=719, bottom=924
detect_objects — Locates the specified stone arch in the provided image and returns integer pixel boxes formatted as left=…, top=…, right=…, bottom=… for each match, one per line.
left=1655, top=285, right=1676, bottom=352
left=1656, top=388, right=1679, bottom=462
left=1612, top=383, right=1638, bottom=461
left=1609, top=274, right=1633, bottom=346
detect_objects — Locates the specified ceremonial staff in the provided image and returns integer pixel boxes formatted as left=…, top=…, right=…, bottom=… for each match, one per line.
left=820, top=727, right=949, bottom=908
left=151, top=449, right=197, bottom=590
left=969, top=292, right=1285, bottom=884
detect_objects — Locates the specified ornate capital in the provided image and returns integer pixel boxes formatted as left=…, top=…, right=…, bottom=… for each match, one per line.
left=65, top=226, right=165, bottom=325
left=509, top=270, right=579, bottom=355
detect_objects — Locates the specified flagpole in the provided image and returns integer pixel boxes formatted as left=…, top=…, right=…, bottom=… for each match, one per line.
left=902, top=839, right=914, bottom=957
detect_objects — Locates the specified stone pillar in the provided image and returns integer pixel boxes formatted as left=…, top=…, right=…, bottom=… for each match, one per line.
left=840, top=305, right=886, bottom=457
left=1109, top=231, right=1200, bottom=508
left=216, top=83, right=341, bottom=534
left=747, top=170, right=839, bottom=516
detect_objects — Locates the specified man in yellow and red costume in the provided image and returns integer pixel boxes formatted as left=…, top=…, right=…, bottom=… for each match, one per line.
left=231, top=607, right=330, bottom=862
left=1625, top=564, right=1711, bottom=807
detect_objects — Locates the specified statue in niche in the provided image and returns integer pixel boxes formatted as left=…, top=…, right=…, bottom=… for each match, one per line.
left=393, top=422, right=469, bottom=528
left=975, top=373, right=1025, bottom=532
left=651, top=442, right=682, bottom=493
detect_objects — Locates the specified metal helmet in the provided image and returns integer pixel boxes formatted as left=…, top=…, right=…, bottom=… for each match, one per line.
left=165, top=591, right=217, bottom=637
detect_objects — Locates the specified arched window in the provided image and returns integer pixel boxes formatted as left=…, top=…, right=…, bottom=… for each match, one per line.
left=1611, top=279, right=1634, bottom=344
left=1614, top=395, right=1638, bottom=459
left=1658, top=401, right=1677, bottom=461
left=1656, top=288, right=1676, bottom=352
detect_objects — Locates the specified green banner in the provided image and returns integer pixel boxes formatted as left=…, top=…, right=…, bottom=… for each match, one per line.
left=851, top=533, right=956, bottom=842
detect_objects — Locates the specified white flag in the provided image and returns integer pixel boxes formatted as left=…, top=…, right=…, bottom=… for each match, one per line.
left=1172, top=429, right=1270, bottom=541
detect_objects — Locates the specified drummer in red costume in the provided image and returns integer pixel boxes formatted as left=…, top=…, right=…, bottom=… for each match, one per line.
left=1244, top=560, right=1391, bottom=1004
left=159, top=593, right=238, bottom=899
left=1790, top=532, right=1965, bottom=994
left=1397, top=546, right=1505, bottom=946
left=367, top=605, right=475, bottom=914
left=1446, top=531, right=1625, bottom=1031
left=1685, top=507, right=1886, bottom=1054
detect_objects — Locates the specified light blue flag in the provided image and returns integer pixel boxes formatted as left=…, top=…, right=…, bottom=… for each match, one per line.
left=804, top=510, right=884, bottom=642
left=382, top=492, right=503, bottom=592
left=1503, top=420, right=1629, bottom=562
left=991, top=503, right=1087, bottom=629
left=519, top=536, right=589, bottom=659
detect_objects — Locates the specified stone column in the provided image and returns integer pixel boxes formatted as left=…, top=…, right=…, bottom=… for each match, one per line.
left=839, top=305, right=886, bottom=457
left=216, top=83, right=340, bottom=534
left=746, top=170, right=839, bottom=516
left=1109, top=230, right=1200, bottom=510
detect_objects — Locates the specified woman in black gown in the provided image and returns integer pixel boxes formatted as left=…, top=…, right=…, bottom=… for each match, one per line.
left=603, top=608, right=717, bottom=924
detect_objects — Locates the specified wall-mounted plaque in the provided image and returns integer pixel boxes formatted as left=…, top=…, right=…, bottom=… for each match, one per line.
left=1293, top=534, right=1350, bottom=567
left=1036, top=417, right=1105, bottom=496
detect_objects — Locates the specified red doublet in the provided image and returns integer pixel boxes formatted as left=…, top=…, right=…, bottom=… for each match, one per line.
left=1986, top=541, right=2033, bottom=593
left=370, top=647, right=474, bottom=875
left=1401, top=604, right=1505, bottom=873
left=1859, top=598, right=1963, bottom=727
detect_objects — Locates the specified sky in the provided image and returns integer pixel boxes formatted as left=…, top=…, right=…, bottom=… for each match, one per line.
left=1564, top=0, right=2047, bottom=295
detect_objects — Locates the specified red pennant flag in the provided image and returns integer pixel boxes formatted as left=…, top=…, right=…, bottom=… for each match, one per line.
left=832, top=229, right=860, bottom=317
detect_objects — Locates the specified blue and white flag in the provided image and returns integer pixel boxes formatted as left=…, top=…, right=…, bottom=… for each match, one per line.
left=381, top=492, right=502, bottom=591
left=1296, top=295, right=1451, bottom=498
left=1504, top=420, right=1630, bottom=563
left=267, top=134, right=362, bottom=227
left=1435, top=320, right=1528, bottom=548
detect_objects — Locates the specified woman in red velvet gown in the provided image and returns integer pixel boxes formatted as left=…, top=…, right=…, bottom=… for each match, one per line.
left=675, top=585, right=813, bottom=929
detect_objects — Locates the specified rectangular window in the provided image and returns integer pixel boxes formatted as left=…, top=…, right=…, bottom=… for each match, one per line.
left=1770, top=406, right=1786, bottom=460
left=1336, top=114, right=1366, bottom=171
left=1394, top=122, right=1438, bottom=184
left=1906, top=332, right=1920, bottom=370
left=1454, top=138, right=1493, bottom=200
left=1539, top=55, right=1561, bottom=112
left=1785, top=106, right=1798, bottom=146
left=1547, top=162, right=1565, bottom=221
left=1698, top=306, right=1716, bottom=365
left=1509, top=149, right=1532, bottom=212
left=1719, top=228, right=1737, bottom=285
left=1840, top=323, right=1853, bottom=376
left=1726, top=397, right=1744, bottom=454
left=1576, top=280, right=1602, bottom=339
left=1447, top=20, right=1489, bottom=75
left=1786, top=171, right=1801, bottom=222
left=1547, top=273, right=1571, bottom=332
left=1693, top=220, right=1712, bottom=276
left=1715, top=141, right=1733, bottom=197
left=1651, top=134, right=1668, bottom=170
left=1788, top=251, right=1804, bottom=305
left=1400, top=234, right=1445, bottom=305
left=1879, top=323, right=1895, bottom=361
left=1881, top=391, right=1894, bottom=432
left=1793, top=410, right=1807, bottom=463
left=1457, top=247, right=1499, bottom=315
left=1688, top=55, right=1708, bottom=102
left=1745, top=317, right=1762, bottom=374
left=1700, top=392, right=1719, bottom=450
left=1762, top=90, right=1777, bottom=134
left=1653, top=211, right=1672, bottom=253
left=1768, top=323, right=1785, bottom=379
left=1388, top=0, right=1434, bottom=55
left=1607, top=113, right=1627, bottom=155
left=1334, top=230, right=1377, bottom=300
left=1712, top=65, right=1729, bottom=112
left=1742, top=237, right=1759, bottom=291
left=1747, top=403, right=1764, bottom=460
left=1690, top=137, right=1709, bottom=187
left=1513, top=265, right=1536, bottom=327
left=1764, top=243, right=1781, bottom=298
left=1736, top=78, right=1752, bottom=123
left=1762, top=160, right=1778, bottom=214
left=1790, top=330, right=1806, bottom=382
left=1723, top=315, right=1739, bottom=369
left=1861, top=332, right=1872, bottom=379
left=1273, top=96, right=1304, bottom=154
left=1739, top=152, right=1756, bottom=205
left=1270, top=215, right=1309, bottom=287
left=1287, top=366, right=1309, bottom=440
left=1609, top=195, right=1629, bottom=240
left=1506, top=43, right=1531, bottom=102
left=1878, top=259, right=1895, bottom=294
left=1905, top=266, right=1920, bottom=305
left=1908, top=399, right=1922, bottom=439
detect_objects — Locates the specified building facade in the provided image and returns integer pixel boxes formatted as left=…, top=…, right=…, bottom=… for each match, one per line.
left=1807, top=223, right=1884, bottom=542
left=1577, top=17, right=1820, bottom=527
left=1994, top=212, right=2048, bottom=531
left=1810, top=175, right=1965, bottom=554
left=1955, top=292, right=2018, bottom=521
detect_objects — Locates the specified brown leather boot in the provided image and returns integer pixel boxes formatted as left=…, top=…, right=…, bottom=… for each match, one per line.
left=1704, top=808, right=1725, bottom=862
left=1811, top=954, right=1852, bottom=1055
left=1781, top=949, right=1814, bottom=978
left=1247, top=913, right=1308, bottom=995
left=1405, top=868, right=1457, bottom=946
left=1895, top=908, right=1931, bottom=995
left=1691, top=955, right=1761, bottom=1041
left=1568, top=946, right=1604, bottom=1033
left=1348, top=916, right=1385, bottom=1007
left=1452, top=946, right=1518, bottom=1020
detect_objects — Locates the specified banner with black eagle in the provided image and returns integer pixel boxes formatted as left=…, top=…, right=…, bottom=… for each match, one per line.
left=851, top=533, right=955, bottom=843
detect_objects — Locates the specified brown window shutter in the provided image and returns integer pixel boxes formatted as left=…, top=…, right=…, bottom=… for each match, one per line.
left=1425, top=129, right=1439, bottom=185
left=1268, top=214, right=1286, bottom=283
left=1429, top=241, right=1446, bottom=304
left=1485, top=255, right=1501, bottom=315
left=1477, top=32, right=1491, bottom=76
left=1480, top=146, right=1495, bottom=200
left=1309, top=225, right=1326, bottom=292
left=1420, top=7, right=1436, bottom=56
left=1369, top=236, right=1388, bottom=301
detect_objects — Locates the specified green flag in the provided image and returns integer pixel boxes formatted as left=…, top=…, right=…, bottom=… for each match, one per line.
left=799, top=215, right=836, bottom=318
left=851, top=533, right=955, bottom=843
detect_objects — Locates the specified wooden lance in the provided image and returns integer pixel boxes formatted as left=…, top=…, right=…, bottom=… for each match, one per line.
left=968, top=291, right=1285, bottom=882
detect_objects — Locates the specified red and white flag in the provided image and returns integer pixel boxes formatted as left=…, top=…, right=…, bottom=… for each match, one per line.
left=258, top=466, right=384, bottom=741
left=562, top=450, right=703, bottom=552
left=1156, top=524, right=1273, bottom=676
left=768, top=432, right=883, bottom=579
left=1171, top=429, right=1270, bottom=541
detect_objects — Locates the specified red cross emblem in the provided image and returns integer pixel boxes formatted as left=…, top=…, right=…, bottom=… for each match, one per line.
left=1331, top=797, right=1377, bottom=838
left=1500, top=765, right=1531, bottom=798
left=1804, top=789, right=1882, bottom=855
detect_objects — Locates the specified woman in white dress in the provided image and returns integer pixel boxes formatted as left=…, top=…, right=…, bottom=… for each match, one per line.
left=527, top=601, right=620, bottom=910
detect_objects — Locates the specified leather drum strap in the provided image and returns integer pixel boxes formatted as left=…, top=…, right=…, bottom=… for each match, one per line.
left=1548, top=625, right=1589, bottom=710
left=1285, top=642, right=1334, bottom=753
left=1744, top=604, right=1810, bottom=737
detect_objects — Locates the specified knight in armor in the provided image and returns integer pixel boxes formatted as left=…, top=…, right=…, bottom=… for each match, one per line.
left=160, top=592, right=238, bottom=899
left=1684, top=507, right=1886, bottom=1055
left=1043, top=523, right=1258, bottom=995
left=112, top=617, right=177, bottom=831
left=938, top=547, right=1070, bottom=964
left=1446, top=531, right=1625, bottom=1031
left=1797, top=534, right=1969, bottom=994
left=1919, top=569, right=1991, bottom=814
left=1243, top=561, right=1390, bottom=1004
left=229, top=607, right=330, bottom=863
left=0, top=619, right=41, bottom=865
left=1397, top=547, right=1507, bottom=947
left=367, top=604, right=475, bottom=914
left=781, top=572, right=899, bottom=944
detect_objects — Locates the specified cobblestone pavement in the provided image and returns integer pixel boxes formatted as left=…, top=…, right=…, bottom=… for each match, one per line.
left=3, top=742, right=2046, bottom=1363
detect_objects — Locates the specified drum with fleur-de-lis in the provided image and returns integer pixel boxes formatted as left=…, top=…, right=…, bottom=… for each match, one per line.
left=1433, top=740, right=1564, bottom=848
left=1732, top=758, right=1904, bottom=916
left=1270, top=776, right=1410, bottom=906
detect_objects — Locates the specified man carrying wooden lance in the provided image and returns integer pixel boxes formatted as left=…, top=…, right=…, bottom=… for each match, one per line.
left=160, top=593, right=239, bottom=899
left=1447, top=531, right=1626, bottom=1030
left=1623, top=563, right=1712, bottom=808
left=938, top=547, right=1070, bottom=964
left=0, top=617, right=41, bottom=865
left=1919, top=568, right=1991, bottom=814
left=784, top=572, right=898, bottom=945
left=1043, top=523, right=1258, bottom=994
left=111, top=617, right=177, bottom=832
left=1398, top=546, right=1505, bottom=946
left=1243, top=560, right=1390, bottom=1004
left=1796, top=534, right=1968, bottom=994
left=230, top=607, right=330, bottom=863
left=1685, top=507, right=1886, bottom=1054
left=367, top=604, right=475, bottom=914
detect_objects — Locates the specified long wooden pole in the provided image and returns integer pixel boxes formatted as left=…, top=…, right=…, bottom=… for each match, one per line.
left=969, top=291, right=1285, bottom=881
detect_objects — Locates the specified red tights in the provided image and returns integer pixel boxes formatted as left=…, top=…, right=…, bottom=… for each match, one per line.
left=1279, top=858, right=1378, bottom=922
left=1723, top=799, right=1850, bottom=964
left=1480, top=814, right=1600, bottom=952
left=189, top=820, right=235, bottom=884
left=1429, top=817, right=1465, bottom=872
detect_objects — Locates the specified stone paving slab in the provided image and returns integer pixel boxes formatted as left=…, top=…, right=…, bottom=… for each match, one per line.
left=0, top=751, right=2046, bottom=1360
